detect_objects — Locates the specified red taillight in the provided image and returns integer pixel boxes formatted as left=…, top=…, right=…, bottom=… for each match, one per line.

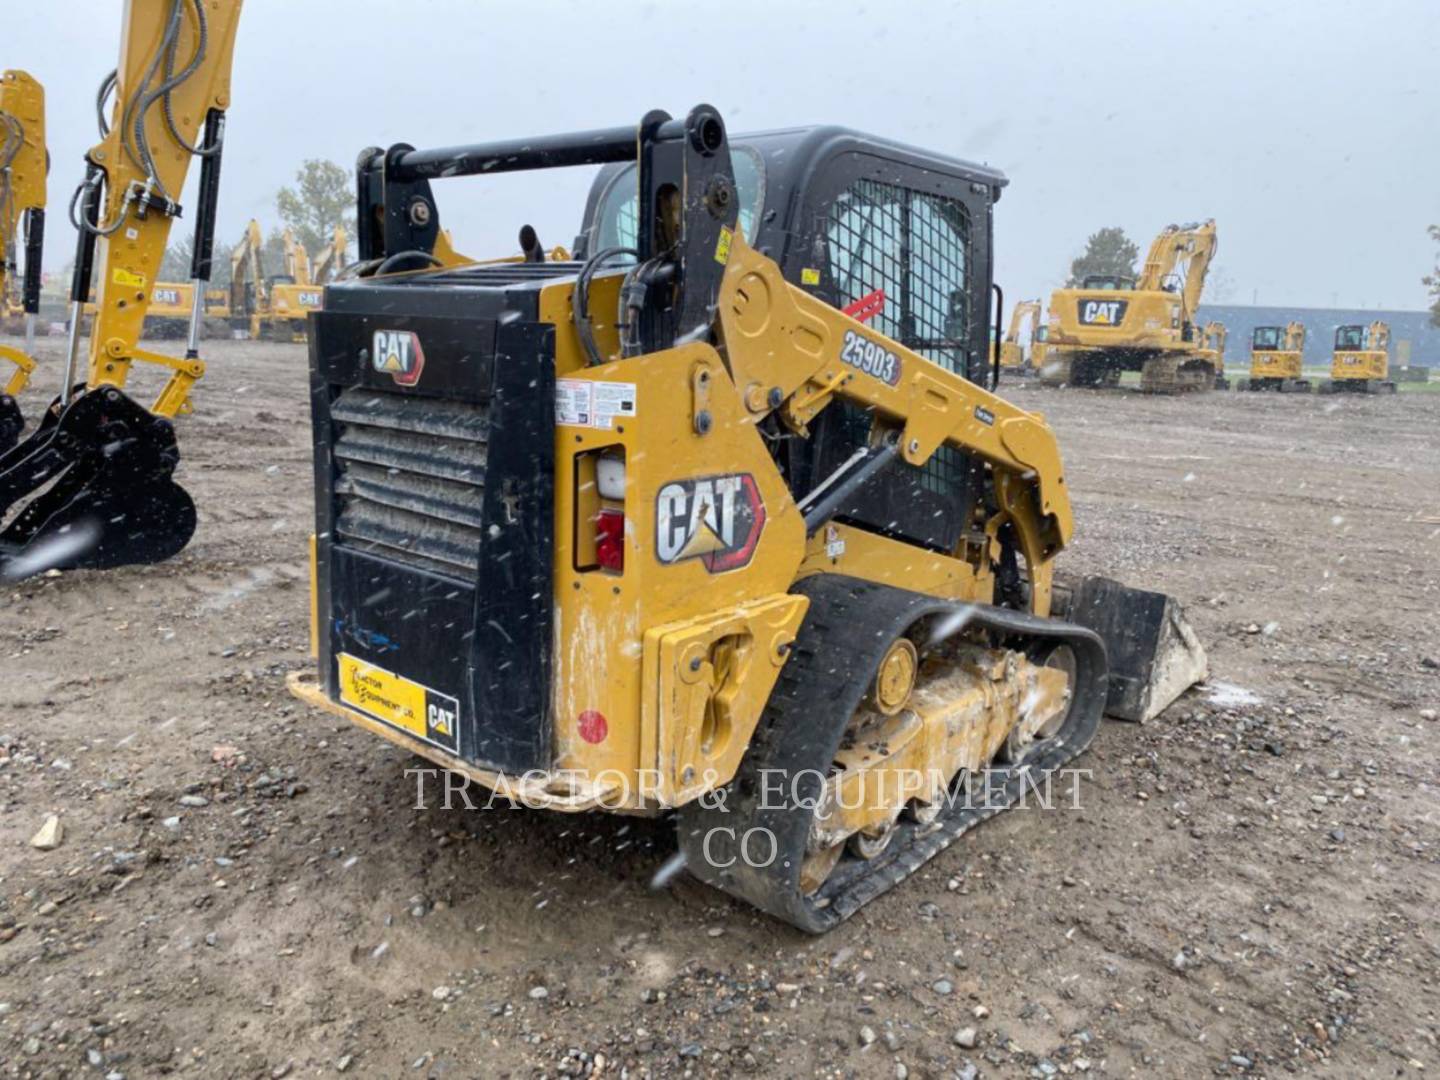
left=595, top=509, right=625, bottom=572
left=578, top=709, right=608, bottom=744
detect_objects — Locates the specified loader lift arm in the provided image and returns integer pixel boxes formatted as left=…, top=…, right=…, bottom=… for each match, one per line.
left=0, top=0, right=244, bottom=579
left=0, top=69, right=46, bottom=452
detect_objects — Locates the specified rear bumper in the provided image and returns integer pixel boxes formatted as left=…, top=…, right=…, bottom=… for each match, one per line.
left=287, top=669, right=632, bottom=812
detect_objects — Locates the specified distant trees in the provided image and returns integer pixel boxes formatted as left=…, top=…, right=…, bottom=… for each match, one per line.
left=276, top=159, right=354, bottom=256
left=158, top=236, right=236, bottom=289
left=1425, top=224, right=1440, bottom=329
left=149, top=158, right=353, bottom=291
left=1066, top=227, right=1139, bottom=286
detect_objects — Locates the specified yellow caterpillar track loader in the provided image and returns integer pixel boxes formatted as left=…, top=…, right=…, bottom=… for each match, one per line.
left=998, top=298, right=1045, bottom=375
left=0, top=69, right=46, bottom=452
left=1319, top=321, right=1395, bottom=395
left=1237, top=321, right=1310, bottom=393
left=284, top=106, right=1208, bottom=931
left=1041, top=220, right=1220, bottom=392
left=0, top=0, right=242, bottom=578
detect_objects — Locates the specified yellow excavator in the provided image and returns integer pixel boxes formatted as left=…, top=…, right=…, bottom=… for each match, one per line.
left=998, top=298, right=1045, bottom=375
left=1237, top=321, right=1310, bottom=393
left=0, top=0, right=241, bottom=573
left=310, top=224, right=348, bottom=285
left=1, top=69, right=46, bottom=452
left=228, top=220, right=323, bottom=341
left=1196, top=320, right=1228, bottom=388
left=1042, top=220, right=1220, bottom=392
left=1, top=4, right=1208, bottom=934
left=270, top=227, right=323, bottom=338
left=141, top=281, right=198, bottom=339
left=1320, top=321, right=1395, bottom=394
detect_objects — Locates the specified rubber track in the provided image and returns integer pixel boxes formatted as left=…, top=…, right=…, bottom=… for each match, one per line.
left=678, top=574, right=1109, bottom=933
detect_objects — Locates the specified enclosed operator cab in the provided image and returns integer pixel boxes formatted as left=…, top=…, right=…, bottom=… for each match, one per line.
left=1238, top=322, right=1309, bottom=392
left=1322, top=321, right=1394, bottom=394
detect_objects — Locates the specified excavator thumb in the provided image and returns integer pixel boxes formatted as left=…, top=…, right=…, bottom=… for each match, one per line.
left=1055, top=576, right=1208, bottom=722
left=0, top=386, right=195, bottom=581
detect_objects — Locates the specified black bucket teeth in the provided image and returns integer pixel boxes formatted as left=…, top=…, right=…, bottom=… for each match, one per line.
left=0, top=387, right=196, bottom=581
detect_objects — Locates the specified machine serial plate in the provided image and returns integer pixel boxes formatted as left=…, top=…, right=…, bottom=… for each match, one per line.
left=337, top=652, right=460, bottom=754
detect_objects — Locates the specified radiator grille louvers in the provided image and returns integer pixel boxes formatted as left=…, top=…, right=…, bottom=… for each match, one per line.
left=331, top=388, right=489, bottom=581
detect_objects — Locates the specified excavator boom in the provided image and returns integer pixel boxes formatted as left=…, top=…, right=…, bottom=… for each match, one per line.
left=0, top=69, right=46, bottom=451
left=0, top=0, right=244, bottom=580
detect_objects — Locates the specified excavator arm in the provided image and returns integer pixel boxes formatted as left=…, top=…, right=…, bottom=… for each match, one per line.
left=0, top=69, right=46, bottom=450
left=68, top=0, right=243, bottom=413
left=0, top=0, right=244, bottom=579
left=1134, top=219, right=1217, bottom=323
left=283, top=228, right=312, bottom=285
left=311, top=224, right=347, bottom=285
left=228, top=217, right=264, bottom=332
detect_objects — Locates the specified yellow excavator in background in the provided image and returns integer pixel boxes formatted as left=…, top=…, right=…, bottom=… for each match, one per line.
left=1320, top=321, right=1395, bottom=394
left=269, top=227, right=323, bottom=339
left=1237, top=321, right=1310, bottom=393
left=310, top=224, right=348, bottom=285
left=228, top=220, right=323, bottom=341
left=998, top=298, right=1045, bottom=375
left=142, top=281, right=198, bottom=339
left=1042, top=220, right=1220, bottom=392
left=1196, top=320, right=1228, bottom=388
left=1, top=69, right=46, bottom=452
left=0, top=4, right=1209, bottom=935
left=226, top=218, right=266, bottom=339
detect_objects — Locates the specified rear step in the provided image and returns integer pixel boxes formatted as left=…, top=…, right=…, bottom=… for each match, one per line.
left=1053, top=576, right=1208, bottom=722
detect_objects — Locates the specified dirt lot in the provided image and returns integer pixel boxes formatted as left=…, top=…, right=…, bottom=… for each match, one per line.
left=2, top=335, right=1437, bottom=1079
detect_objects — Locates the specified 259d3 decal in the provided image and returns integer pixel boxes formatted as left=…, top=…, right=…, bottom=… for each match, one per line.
left=656, top=473, right=766, bottom=573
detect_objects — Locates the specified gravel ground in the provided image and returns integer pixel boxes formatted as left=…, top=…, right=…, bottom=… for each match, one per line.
left=2, top=336, right=1437, bottom=1079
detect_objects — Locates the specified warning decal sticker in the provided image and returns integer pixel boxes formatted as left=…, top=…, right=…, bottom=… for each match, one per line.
left=556, top=379, right=637, bottom=430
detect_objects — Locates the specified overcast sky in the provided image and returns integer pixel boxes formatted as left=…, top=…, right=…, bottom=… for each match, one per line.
left=9, top=0, right=1438, bottom=310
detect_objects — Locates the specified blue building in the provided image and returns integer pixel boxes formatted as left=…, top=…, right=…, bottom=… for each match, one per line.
left=1196, top=304, right=1439, bottom=369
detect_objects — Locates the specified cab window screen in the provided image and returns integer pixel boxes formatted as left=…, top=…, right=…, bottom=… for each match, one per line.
left=825, top=179, right=971, bottom=372
left=824, top=178, right=972, bottom=495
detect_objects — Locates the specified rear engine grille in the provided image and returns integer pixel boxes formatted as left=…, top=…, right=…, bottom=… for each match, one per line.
left=331, top=388, right=490, bottom=581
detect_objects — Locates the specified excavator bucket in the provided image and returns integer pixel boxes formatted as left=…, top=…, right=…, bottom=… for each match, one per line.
left=1057, top=576, right=1208, bottom=722
left=0, top=387, right=195, bottom=581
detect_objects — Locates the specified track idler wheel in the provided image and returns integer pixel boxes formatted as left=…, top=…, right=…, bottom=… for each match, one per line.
left=0, top=387, right=196, bottom=581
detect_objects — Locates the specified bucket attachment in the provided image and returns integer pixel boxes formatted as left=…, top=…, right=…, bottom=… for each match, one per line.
left=0, top=394, right=21, bottom=454
left=0, top=386, right=195, bottom=581
left=1056, top=576, right=1208, bottom=722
